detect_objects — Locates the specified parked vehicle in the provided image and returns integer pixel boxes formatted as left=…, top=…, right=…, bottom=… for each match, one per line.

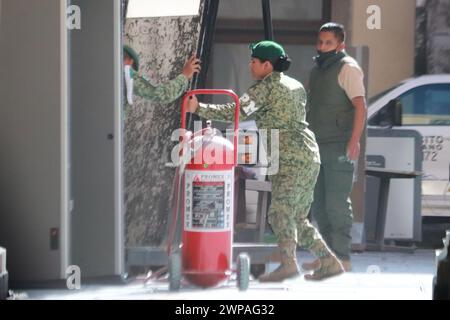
left=368, top=74, right=450, bottom=220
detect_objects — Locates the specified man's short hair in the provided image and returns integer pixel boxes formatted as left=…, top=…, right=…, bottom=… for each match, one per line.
left=319, top=22, right=346, bottom=43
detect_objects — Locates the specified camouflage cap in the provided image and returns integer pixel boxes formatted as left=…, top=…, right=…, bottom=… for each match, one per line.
left=124, top=45, right=140, bottom=71
left=250, top=40, right=286, bottom=62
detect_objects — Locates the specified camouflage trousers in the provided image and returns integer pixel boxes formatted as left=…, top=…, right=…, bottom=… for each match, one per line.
left=268, top=156, right=333, bottom=260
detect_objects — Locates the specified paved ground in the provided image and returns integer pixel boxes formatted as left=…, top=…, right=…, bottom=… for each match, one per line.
left=13, top=249, right=436, bottom=300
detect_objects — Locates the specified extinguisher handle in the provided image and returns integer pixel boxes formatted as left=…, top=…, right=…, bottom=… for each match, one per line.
left=181, top=89, right=240, bottom=165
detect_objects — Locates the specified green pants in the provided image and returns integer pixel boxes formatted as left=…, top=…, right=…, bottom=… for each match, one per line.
left=268, top=154, right=333, bottom=260
left=311, top=142, right=354, bottom=260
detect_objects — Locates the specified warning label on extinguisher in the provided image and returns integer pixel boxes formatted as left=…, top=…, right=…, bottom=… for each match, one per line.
left=185, top=170, right=234, bottom=231
left=192, top=181, right=225, bottom=229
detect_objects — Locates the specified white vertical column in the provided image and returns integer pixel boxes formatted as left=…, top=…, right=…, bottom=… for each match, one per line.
left=60, top=0, right=70, bottom=279
left=114, top=0, right=124, bottom=275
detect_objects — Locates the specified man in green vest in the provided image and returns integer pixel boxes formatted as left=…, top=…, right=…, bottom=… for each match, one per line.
left=304, top=23, right=367, bottom=272
left=123, top=45, right=200, bottom=115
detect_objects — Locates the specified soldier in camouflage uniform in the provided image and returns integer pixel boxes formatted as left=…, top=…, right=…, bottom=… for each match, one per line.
left=187, top=41, right=344, bottom=281
left=123, top=45, right=200, bottom=115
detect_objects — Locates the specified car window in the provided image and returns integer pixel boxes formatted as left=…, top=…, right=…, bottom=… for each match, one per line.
left=368, top=83, right=402, bottom=104
left=399, top=84, right=450, bottom=125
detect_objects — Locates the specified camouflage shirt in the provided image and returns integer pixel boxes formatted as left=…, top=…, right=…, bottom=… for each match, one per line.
left=123, top=73, right=188, bottom=118
left=133, top=73, right=189, bottom=104
left=198, top=72, right=320, bottom=165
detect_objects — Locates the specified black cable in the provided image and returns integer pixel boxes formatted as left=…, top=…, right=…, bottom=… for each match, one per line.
left=186, top=0, right=219, bottom=132
left=191, top=0, right=219, bottom=91
left=262, top=0, right=274, bottom=41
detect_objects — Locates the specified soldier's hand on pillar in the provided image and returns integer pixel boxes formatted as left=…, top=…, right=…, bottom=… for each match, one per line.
left=187, top=95, right=199, bottom=113
left=182, top=54, right=201, bottom=80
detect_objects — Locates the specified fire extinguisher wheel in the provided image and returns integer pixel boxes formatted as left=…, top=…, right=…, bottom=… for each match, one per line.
left=237, top=253, right=250, bottom=291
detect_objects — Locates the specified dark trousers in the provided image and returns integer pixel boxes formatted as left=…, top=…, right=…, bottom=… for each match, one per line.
left=311, top=142, right=355, bottom=260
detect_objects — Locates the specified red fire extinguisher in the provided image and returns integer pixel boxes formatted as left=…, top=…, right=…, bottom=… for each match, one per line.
left=167, top=89, right=250, bottom=291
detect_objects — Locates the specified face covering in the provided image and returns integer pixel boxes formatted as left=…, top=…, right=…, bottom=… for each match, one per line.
left=314, top=49, right=338, bottom=67
left=124, top=65, right=134, bottom=105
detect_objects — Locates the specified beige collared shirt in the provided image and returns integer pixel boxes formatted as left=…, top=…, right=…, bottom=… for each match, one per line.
left=338, top=59, right=366, bottom=100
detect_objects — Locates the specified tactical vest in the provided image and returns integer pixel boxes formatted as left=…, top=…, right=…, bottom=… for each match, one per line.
left=307, top=52, right=355, bottom=144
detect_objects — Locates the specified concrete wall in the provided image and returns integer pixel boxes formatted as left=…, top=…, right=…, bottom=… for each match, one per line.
left=0, top=0, right=69, bottom=282
left=416, top=0, right=450, bottom=75
left=426, top=0, right=450, bottom=74
left=333, top=0, right=416, bottom=98
left=124, top=5, right=203, bottom=247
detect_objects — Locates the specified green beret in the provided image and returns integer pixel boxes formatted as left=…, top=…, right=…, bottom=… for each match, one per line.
left=124, top=45, right=140, bottom=71
left=250, top=40, right=286, bottom=62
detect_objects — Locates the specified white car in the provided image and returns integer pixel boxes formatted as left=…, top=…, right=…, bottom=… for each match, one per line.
left=368, top=74, right=450, bottom=219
